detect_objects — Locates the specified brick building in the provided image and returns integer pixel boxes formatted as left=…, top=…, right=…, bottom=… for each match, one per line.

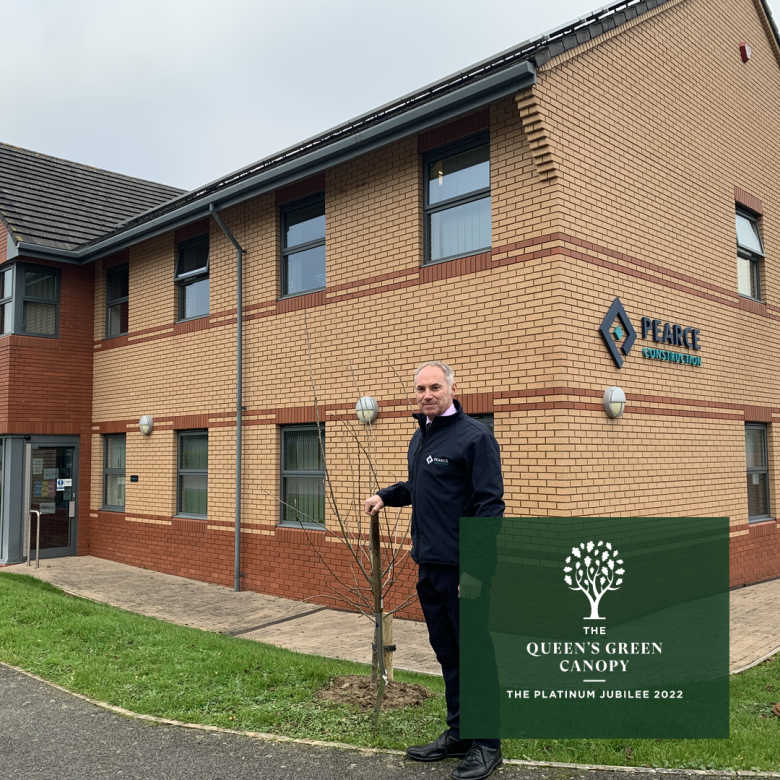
left=0, top=0, right=779, bottom=616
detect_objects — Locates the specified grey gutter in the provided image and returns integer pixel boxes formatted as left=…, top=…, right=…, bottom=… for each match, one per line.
left=209, top=205, right=245, bottom=594
left=759, top=0, right=780, bottom=53
left=8, top=59, right=536, bottom=265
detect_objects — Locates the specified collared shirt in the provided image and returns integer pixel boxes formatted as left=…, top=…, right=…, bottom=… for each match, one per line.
left=427, top=402, right=456, bottom=426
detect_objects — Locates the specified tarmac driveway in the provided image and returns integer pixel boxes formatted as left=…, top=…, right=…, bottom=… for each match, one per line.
left=0, top=664, right=693, bottom=780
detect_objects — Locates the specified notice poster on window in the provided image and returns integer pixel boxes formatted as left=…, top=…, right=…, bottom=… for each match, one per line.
left=39, top=502, right=55, bottom=515
left=33, top=481, right=42, bottom=497
left=43, top=468, right=58, bottom=480
left=32, top=459, right=43, bottom=476
left=460, top=516, right=729, bottom=739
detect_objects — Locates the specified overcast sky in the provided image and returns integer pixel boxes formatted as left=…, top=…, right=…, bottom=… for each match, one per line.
left=1, top=0, right=777, bottom=191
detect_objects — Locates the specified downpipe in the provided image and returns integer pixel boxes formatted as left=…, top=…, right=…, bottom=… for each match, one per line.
left=209, top=204, right=245, bottom=592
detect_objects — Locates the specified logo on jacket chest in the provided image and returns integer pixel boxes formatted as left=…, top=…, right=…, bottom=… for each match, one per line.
left=426, top=456, right=450, bottom=466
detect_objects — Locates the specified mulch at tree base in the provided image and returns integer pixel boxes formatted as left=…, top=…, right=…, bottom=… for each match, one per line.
left=317, top=675, right=433, bottom=712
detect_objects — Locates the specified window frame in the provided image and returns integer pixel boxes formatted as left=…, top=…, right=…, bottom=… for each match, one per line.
left=176, top=430, right=208, bottom=519
left=736, top=208, right=764, bottom=302
left=468, top=413, right=495, bottom=435
left=0, top=265, right=14, bottom=336
left=175, top=234, right=210, bottom=322
left=20, top=265, right=60, bottom=338
left=105, top=263, right=129, bottom=339
left=746, top=423, right=771, bottom=523
left=280, top=193, right=326, bottom=298
left=102, top=433, right=126, bottom=511
left=423, top=132, right=491, bottom=266
left=279, top=423, right=326, bottom=529
left=0, top=262, right=61, bottom=338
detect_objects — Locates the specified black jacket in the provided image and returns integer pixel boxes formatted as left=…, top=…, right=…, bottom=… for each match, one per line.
left=377, top=400, right=504, bottom=579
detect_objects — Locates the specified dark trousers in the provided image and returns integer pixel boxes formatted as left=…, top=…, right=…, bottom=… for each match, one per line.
left=417, top=564, right=500, bottom=749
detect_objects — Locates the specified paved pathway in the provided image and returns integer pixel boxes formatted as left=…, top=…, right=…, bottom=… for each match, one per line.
left=3, top=555, right=779, bottom=673
left=2, top=556, right=437, bottom=674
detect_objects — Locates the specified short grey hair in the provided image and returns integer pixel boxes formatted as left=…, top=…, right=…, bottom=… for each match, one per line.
left=414, top=361, right=455, bottom=390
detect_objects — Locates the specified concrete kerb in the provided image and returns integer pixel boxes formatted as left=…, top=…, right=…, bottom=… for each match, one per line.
left=2, top=660, right=780, bottom=779
left=731, top=645, right=780, bottom=675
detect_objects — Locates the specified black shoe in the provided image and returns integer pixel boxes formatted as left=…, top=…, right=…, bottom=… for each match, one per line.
left=406, top=731, right=473, bottom=762
left=451, top=744, right=503, bottom=780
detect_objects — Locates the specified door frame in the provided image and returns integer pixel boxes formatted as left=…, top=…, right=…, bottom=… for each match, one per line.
left=24, top=435, right=80, bottom=559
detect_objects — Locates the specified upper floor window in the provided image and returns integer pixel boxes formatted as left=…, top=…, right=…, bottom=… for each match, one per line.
left=175, top=235, right=210, bottom=320
left=106, top=265, right=129, bottom=338
left=0, top=267, right=13, bottom=335
left=424, top=134, right=491, bottom=264
left=736, top=210, right=764, bottom=300
left=281, top=194, right=325, bottom=297
left=0, top=264, right=59, bottom=337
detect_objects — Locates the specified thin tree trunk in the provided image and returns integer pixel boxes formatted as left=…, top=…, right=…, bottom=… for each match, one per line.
left=370, top=511, right=387, bottom=726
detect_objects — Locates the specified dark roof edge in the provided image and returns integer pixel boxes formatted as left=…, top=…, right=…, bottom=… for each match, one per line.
left=10, top=60, right=537, bottom=264
left=10, top=0, right=690, bottom=265
left=758, top=0, right=780, bottom=53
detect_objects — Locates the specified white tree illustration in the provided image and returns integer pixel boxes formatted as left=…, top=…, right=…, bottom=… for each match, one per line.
left=563, top=541, right=625, bottom=620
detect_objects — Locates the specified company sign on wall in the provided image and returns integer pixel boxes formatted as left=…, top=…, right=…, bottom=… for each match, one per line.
left=460, top=516, right=729, bottom=738
left=599, top=297, right=703, bottom=369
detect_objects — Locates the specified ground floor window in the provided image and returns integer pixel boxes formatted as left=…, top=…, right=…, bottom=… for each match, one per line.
left=103, top=434, right=126, bottom=510
left=468, top=413, right=494, bottom=434
left=177, top=431, right=208, bottom=517
left=745, top=424, right=770, bottom=521
left=281, top=425, right=325, bottom=526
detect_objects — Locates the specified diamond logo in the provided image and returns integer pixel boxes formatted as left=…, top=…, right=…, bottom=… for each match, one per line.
left=599, top=297, right=637, bottom=368
left=426, top=456, right=433, bottom=464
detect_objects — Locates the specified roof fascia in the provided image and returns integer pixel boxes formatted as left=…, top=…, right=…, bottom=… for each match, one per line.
left=16, top=59, right=535, bottom=265
left=756, top=0, right=780, bottom=66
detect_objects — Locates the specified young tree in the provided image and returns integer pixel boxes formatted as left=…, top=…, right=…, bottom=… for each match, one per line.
left=564, top=541, right=625, bottom=620
left=264, top=314, right=418, bottom=724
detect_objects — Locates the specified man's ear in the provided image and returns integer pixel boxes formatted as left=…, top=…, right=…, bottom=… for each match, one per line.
left=451, top=382, right=458, bottom=396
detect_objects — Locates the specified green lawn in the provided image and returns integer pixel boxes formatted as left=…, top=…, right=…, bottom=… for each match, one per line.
left=0, top=573, right=778, bottom=771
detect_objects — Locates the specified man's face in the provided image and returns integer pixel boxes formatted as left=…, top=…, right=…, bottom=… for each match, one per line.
left=415, top=366, right=456, bottom=419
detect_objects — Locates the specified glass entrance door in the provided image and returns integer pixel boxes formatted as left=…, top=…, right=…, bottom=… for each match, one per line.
left=29, top=446, right=76, bottom=557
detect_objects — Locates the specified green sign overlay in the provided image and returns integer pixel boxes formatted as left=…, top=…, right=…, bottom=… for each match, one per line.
left=460, top=517, right=729, bottom=739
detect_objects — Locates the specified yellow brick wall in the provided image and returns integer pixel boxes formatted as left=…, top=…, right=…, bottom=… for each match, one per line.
left=88, top=0, right=780, bottom=593
left=513, top=0, right=780, bottom=538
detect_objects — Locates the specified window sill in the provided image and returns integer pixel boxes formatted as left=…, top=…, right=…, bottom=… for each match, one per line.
left=0, top=330, right=59, bottom=340
left=174, top=317, right=210, bottom=336
left=423, top=247, right=492, bottom=267
left=278, top=286, right=326, bottom=300
left=278, top=521, right=325, bottom=531
left=748, top=516, right=776, bottom=524
left=738, top=296, right=767, bottom=316
left=104, top=332, right=129, bottom=341
left=100, top=506, right=126, bottom=513
left=174, top=513, right=207, bottom=521
left=176, top=314, right=209, bottom=324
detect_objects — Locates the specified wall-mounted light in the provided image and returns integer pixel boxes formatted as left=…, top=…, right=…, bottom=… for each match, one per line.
left=355, top=396, right=379, bottom=424
left=139, top=415, right=154, bottom=435
left=603, top=387, right=627, bottom=419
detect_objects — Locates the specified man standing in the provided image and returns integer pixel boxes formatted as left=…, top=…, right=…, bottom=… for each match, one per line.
left=364, top=361, right=504, bottom=780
